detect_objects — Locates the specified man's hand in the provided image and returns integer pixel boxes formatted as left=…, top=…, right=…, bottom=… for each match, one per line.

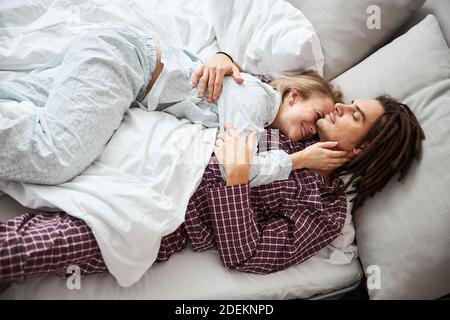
left=214, top=123, right=256, bottom=186
left=192, top=53, right=244, bottom=103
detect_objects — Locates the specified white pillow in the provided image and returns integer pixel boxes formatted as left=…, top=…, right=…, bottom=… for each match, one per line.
left=288, top=0, right=425, bottom=80
left=207, top=0, right=324, bottom=80
left=332, top=15, right=450, bottom=300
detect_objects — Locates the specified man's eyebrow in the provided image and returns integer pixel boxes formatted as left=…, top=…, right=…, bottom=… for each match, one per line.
left=355, top=104, right=367, bottom=123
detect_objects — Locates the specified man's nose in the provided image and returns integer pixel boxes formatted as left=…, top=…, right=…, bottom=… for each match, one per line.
left=335, top=103, right=353, bottom=116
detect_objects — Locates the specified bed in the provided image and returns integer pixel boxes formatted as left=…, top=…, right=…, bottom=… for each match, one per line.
left=1, top=0, right=450, bottom=300
left=0, top=192, right=362, bottom=299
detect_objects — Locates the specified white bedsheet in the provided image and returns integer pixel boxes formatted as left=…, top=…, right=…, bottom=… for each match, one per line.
left=0, top=0, right=324, bottom=78
left=0, top=105, right=217, bottom=287
left=0, top=0, right=218, bottom=287
left=0, top=0, right=218, bottom=72
left=0, top=0, right=357, bottom=289
left=0, top=191, right=362, bottom=300
left=1, top=246, right=363, bottom=300
left=0, top=189, right=362, bottom=300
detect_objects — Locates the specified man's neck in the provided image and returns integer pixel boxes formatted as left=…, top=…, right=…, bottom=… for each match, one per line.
left=314, top=169, right=334, bottom=186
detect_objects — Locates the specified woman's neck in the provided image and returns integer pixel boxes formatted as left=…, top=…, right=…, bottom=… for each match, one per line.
left=269, top=100, right=284, bottom=129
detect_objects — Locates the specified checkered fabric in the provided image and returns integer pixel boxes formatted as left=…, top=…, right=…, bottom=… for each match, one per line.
left=0, top=212, right=107, bottom=284
left=0, top=130, right=347, bottom=284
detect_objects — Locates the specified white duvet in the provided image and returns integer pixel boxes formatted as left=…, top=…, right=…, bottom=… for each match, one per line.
left=0, top=102, right=217, bottom=287
left=0, top=0, right=324, bottom=76
left=0, top=0, right=356, bottom=287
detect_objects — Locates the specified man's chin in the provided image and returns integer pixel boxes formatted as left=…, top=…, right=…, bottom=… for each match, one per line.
left=316, top=120, right=327, bottom=142
left=317, top=128, right=327, bottom=142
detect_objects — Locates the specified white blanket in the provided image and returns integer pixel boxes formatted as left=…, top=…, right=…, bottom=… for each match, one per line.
left=0, top=103, right=217, bottom=286
left=0, top=0, right=324, bottom=78
left=0, top=0, right=356, bottom=287
left=0, top=0, right=219, bottom=287
left=0, top=0, right=219, bottom=73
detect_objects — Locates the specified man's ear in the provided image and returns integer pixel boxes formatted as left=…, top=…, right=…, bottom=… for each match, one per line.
left=352, top=141, right=370, bottom=157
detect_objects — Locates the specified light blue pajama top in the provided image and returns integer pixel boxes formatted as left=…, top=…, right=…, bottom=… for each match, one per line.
left=0, top=24, right=292, bottom=186
left=137, top=40, right=293, bottom=187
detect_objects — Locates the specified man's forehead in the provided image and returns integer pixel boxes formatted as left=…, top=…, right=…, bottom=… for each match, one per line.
left=354, top=99, right=385, bottom=123
left=354, top=98, right=381, bottom=108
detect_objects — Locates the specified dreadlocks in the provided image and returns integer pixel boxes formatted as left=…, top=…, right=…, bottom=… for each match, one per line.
left=335, top=95, right=425, bottom=214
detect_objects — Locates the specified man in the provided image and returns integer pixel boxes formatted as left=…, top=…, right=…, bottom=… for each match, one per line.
left=0, top=95, right=424, bottom=284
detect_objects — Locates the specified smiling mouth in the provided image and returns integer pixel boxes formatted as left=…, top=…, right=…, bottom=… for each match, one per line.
left=300, top=123, right=306, bottom=139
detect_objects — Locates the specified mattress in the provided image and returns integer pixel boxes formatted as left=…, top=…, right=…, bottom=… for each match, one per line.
left=0, top=194, right=363, bottom=300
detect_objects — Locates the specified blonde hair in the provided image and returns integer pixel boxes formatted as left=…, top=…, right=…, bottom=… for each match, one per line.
left=270, top=70, right=343, bottom=104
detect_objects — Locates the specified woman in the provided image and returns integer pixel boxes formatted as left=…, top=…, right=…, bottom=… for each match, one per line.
left=0, top=25, right=347, bottom=186
left=141, top=33, right=348, bottom=186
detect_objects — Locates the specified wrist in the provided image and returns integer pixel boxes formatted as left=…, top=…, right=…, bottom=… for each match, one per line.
left=290, top=151, right=306, bottom=171
left=226, top=165, right=249, bottom=186
left=216, top=51, right=234, bottom=63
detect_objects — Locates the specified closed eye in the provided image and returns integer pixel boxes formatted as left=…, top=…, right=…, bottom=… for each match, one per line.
left=353, top=111, right=362, bottom=121
left=315, top=112, right=322, bottom=121
left=351, top=100, right=366, bottom=123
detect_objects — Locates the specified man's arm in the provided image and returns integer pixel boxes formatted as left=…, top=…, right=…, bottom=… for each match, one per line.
left=206, top=179, right=346, bottom=273
left=212, top=126, right=347, bottom=273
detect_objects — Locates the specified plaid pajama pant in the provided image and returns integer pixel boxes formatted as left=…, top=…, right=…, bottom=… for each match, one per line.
left=0, top=212, right=107, bottom=285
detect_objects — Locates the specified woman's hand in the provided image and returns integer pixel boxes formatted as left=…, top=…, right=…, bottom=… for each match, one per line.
left=214, top=124, right=256, bottom=186
left=192, top=53, right=244, bottom=103
left=290, top=141, right=350, bottom=172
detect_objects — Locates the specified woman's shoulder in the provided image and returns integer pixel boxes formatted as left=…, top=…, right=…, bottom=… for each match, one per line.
left=222, top=72, right=263, bottom=88
left=221, top=73, right=278, bottom=102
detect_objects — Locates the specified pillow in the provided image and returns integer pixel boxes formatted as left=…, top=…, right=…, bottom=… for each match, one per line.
left=288, top=0, right=425, bottom=80
left=331, top=15, right=450, bottom=300
left=207, top=0, right=324, bottom=79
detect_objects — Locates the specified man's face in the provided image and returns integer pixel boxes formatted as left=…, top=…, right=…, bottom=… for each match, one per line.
left=317, top=99, right=385, bottom=153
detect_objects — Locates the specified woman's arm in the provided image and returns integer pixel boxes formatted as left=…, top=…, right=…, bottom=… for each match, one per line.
left=216, top=126, right=349, bottom=188
left=247, top=150, right=292, bottom=187
left=290, top=142, right=350, bottom=172
left=192, top=52, right=243, bottom=103
left=247, top=144, right=349, bottom=188
left=213, top=124, right=255, bottom=186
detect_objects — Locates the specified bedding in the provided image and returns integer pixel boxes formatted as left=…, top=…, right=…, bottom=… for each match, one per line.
left=0, top=0, right=359, bottom=296
left=0, top=0, right=337, bottom=286
left=0, top=0, right=218, bottom=72
left=331, top=15, right=450, bottom=299
left=0, top=190, right=362, bottom=300
left=288, top=0, right=425, bottom=80
left=4, top=3, right=444, bottom=302
left=208, top=0, right=324, bottom=80
left=0, top=0, right=323, bottom=80
left=0, top=107, right=216, bottom=287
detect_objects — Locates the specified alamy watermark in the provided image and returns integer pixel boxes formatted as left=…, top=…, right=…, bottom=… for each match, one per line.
left=366, top=265, right=381, bottom=290
left=66, top=265, right=81, bottom=290
left=367, top=5, right=382, bottom=30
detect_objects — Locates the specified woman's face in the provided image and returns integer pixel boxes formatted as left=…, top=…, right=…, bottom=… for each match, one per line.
left=273, top=91, right=335, bottom=142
